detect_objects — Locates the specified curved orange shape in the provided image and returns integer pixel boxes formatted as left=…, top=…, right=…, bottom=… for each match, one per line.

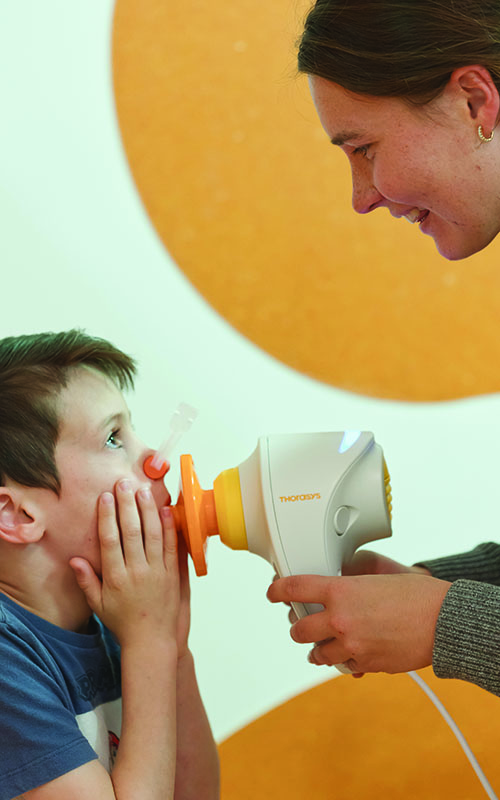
left=219, top=668, right=500, bottom=798
left=112, top=0, right=500, bottom=401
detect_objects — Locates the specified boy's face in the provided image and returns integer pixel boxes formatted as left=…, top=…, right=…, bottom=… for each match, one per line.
left=40, top=367, right=170, bottom=572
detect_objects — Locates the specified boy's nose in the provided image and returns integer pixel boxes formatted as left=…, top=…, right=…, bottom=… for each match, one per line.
left=142, top=445, right=170, bottom=481
left=139, top=449, right=172, bottom=505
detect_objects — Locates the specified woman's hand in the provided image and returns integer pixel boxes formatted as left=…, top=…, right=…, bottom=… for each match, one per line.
left=69, top=480, right=180, bottom=649
left=341, top=549, right=431, bottom=577
left=267, top=571, right=451, bottom=675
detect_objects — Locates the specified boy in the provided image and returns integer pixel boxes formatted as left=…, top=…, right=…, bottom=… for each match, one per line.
left=0, top=329, right=219, bottom=799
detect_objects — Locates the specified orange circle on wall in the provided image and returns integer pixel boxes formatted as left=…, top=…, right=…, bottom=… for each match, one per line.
left=112, top=0, right=500, bottom=401
left=219, top=668, right=500, bottom=798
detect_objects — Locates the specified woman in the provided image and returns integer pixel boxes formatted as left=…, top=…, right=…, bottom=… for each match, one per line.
left=268, top=0, right=500, bottom=697
left=298, top=0, right=500, bottom=262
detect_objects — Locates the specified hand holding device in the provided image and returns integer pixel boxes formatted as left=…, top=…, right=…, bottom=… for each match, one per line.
left=267, top=571, right=451, bottom=675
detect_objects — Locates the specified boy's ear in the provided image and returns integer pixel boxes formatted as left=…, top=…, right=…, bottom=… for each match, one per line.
left=0, top=489, right=45, bottom=545
left=448, top=66, right=500, bottom=130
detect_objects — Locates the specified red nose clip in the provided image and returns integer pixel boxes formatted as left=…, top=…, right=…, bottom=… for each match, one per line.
left=143, top=454, right=170, bottom=480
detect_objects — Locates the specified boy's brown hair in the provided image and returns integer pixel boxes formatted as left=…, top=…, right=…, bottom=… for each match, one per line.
left=0, top=329, right=136, bottom=494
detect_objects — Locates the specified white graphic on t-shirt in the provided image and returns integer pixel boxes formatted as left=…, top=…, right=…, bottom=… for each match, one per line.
left=76, top=698, right=122, bottom=772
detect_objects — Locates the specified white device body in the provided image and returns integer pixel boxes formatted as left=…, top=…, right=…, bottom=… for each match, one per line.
left=237, top=432, right=392, bottom=620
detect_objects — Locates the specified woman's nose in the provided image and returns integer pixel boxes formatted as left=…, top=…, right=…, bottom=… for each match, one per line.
left=351, top=161, right=383, bottom=215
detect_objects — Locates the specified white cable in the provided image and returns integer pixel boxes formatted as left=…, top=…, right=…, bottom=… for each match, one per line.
left=408, top=670, right=498, bottom=799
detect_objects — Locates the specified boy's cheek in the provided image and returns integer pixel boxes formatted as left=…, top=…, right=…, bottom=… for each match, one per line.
left=151, top=482, right=171, bottom=508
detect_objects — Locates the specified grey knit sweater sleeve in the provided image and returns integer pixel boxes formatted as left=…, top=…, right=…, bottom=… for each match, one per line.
left=417, top=543, right=500, bottom=696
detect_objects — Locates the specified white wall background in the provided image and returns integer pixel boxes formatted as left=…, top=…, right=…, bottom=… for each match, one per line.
left=2, top=1, right=500, bottom=742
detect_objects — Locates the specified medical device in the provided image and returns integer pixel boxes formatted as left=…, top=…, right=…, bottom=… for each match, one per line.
left=143, top=417, right=497, bottom=799
left=143, top=402, right=198, bottom=480
left=171, top=431, right=391, bottom=620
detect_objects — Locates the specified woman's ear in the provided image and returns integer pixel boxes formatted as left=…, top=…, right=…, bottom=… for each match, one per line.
left=448, top=65, right=500, bottom=132
left=0, top=489, right=45, bottom=545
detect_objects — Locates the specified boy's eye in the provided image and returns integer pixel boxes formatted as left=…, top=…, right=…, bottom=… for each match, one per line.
left=106, top=429, right=123, bottom=449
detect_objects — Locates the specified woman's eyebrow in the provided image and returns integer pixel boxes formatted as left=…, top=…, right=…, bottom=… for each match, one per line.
left=330, top=130, right=366, bottom=146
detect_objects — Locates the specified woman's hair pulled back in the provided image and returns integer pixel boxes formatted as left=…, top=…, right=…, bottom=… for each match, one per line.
left=298, top=0, right=500, bottom=103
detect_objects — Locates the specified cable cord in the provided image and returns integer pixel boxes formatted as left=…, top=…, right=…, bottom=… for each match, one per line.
left=408, top=671, right=498, bottom=799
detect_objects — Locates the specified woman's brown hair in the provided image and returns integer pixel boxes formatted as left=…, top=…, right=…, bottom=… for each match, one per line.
left=298, top=0, right=500, bottom=103
left=0, top=329, right=136, bottom=494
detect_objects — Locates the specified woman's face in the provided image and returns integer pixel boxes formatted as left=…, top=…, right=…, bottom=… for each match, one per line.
left=309, top=74, right=500, bottom=260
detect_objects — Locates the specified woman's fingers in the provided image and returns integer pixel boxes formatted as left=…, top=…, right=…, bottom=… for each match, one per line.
left=267, top=574, right=333, bottom=606
left=290, top=610, right=335, bottom=645
left=288, top=607, right=298, bottom=625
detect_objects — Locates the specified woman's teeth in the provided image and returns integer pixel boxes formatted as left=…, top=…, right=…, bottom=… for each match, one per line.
left=405, top=208, right=429, bottom=224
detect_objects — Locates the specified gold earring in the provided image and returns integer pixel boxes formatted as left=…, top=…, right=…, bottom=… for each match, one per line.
left=478, top=125, right=494, bottom=143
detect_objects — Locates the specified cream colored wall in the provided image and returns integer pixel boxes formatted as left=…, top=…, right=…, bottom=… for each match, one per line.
left=2, top=1, right=500, bottom=742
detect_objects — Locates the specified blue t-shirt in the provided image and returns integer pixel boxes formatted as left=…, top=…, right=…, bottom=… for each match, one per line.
left=0, top=593, right=122, bottom=799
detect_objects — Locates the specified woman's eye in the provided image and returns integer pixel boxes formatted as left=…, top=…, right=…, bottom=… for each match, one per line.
left=353, top=145, right=370, bottom=158
left=106, top=429, right=123, bottom=449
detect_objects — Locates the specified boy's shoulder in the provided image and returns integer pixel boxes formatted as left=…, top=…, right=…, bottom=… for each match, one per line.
left=0, top=593, right=52, bottom=664
left=0, top=593, right=121, bottom=704
left=0, top=595, right=122, bottom=799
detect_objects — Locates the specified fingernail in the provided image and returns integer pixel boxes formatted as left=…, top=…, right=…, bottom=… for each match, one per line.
left=101, top=492, right=114, bottom=505
left=139, top=487, right=152, bottom=500
left=119, top=479, right=132, bottom=492
left=161, top=506, right=172, bottom=520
